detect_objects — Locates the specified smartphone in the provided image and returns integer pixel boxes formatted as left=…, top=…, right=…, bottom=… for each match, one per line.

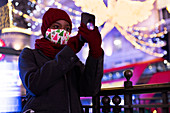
left=80, top=12, right=95, bottom=42
left=81, top=12, right=95, bottom=30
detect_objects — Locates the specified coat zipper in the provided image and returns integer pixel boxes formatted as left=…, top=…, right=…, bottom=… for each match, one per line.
left=64, top=74, right=71, bottom=113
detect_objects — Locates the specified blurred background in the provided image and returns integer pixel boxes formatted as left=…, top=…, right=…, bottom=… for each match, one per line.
left=0, top=0, right=170, bottom=112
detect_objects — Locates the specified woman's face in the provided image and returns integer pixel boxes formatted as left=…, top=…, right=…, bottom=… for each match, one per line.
left=49, top=20, right=71, bottom=33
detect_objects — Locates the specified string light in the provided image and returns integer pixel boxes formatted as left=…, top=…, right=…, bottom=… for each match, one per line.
left=8, top=0, right=82, bottom=35
left=11, top=4, right=81, bottom=32
left=123, top=19, right=168, bottom=49
left=30, top=0, right=81, bottom=15
left=126, top=20, right=167, bottom=39
left=115, top=24, right=165, bottom=57
left=12, top=7, right=42, bottom=23
left=129, top=19, right=166, bottom=31
left=127, top=27, right=167, bottom=39
left=126, top=31, right=167, bottom=48
left=2, top=26, right=41, bottom=36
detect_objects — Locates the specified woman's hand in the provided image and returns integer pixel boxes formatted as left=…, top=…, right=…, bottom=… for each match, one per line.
left=67, top=33, right=84, bottom=53
left=78, top=23, right=103, bottom=58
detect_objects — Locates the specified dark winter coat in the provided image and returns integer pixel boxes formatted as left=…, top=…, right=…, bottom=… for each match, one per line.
left=19, top=46, right=103, bottom=113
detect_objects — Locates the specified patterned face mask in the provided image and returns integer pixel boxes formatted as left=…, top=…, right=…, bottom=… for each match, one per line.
left=45, top=28, right=70, bottom=45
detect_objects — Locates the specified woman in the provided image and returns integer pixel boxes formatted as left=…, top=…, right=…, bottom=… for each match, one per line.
left=19, top=8, right=103, bottom=113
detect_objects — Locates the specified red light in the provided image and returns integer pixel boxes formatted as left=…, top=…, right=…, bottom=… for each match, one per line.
left=0, top=39, right=6, bottom=60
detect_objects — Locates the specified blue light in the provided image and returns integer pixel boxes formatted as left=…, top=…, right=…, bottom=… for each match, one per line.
left=0, top=62, right=21, bottom=112
left=31, top=4, right=34, bottom=7
left=27, top=10, right=31, bottom=14
left=15, top=2, right=19, bottom=6
left=27, top=2, right=31, bottom=5
left=161, top=35, right=164, bottom=38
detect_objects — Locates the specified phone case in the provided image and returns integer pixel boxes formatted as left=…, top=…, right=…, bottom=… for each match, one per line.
left=81, top=12, right=95, bottom=26
left=80, top=12, right=95, bottom=42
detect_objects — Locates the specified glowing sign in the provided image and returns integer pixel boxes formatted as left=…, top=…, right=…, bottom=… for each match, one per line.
left=0, top=61, right=21, bottom=112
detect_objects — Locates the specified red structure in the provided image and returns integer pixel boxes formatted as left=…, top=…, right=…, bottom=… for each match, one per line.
left=0, top=39, right=5, bottom=61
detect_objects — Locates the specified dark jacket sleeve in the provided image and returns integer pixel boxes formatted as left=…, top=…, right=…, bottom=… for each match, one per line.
left=19, top=46, right=79, bottom=96
left=79, top=51, right=104, bottom=96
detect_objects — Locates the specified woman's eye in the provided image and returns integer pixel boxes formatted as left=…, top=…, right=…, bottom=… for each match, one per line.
left=65, top=28, right=70, bottom=32
left=54, top=25, right=59, bottom=29
left=51, top=25, right=59, bottom=29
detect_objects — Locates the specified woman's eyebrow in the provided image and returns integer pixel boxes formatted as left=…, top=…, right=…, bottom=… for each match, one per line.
left=53, top=22, right=70, bottom=27
left=53, top=22, right=61, bottom=25
left=63, top=22, right=70, bottom=26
